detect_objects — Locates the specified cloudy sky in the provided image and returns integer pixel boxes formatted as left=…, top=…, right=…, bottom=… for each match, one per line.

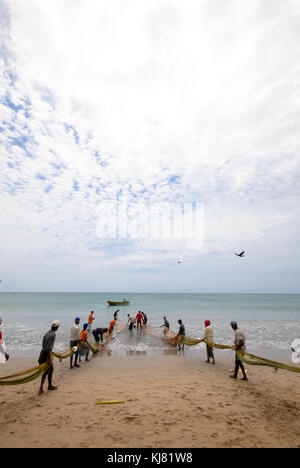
left=0, top=0, right=300, bottom=293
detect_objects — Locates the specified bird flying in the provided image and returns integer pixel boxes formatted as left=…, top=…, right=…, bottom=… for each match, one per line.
left=235, top=251, right=245, bottom=257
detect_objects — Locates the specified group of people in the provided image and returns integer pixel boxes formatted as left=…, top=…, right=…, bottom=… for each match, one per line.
left=38, top=310, right=120, bottom=394
left=0, top=310, right=248, bottom=395
left=199, top=319, right=248, bottom=381
left=119, top=312, right=248, bottom=382
left=126, top=311, right=147, bottom=330
left=160, top=315, right=185, bottom=350
left=160, top=316, right=248, bottom=381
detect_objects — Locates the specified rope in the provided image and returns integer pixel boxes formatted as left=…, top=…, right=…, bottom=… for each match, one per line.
left=180, top=336, right=300, bottom=373
left=144, top=327, right=300, bottom=373
left=1, top=323, right=299, bottom=385
left=236, top=350, right=300, bottom=373
left=0, top=322, right=127, bottom=386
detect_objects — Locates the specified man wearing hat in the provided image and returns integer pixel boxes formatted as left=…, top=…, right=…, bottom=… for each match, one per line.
left=79, top=323, right=90, bottom=362
left=70, top=317, right=81, bottom=369
left=38, top=320, right=60, bottom=395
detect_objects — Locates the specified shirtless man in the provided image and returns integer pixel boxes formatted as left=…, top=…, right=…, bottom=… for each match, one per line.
left=176, top=319, right=185, bottom=351
left=161, top=316, right=170, bottom=336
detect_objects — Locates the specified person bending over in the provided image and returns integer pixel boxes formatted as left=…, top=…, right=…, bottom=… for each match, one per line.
left=93, top=327, right=108, bottom=350
left=126, top=314, right=136, bottom=331
left=108, top=319, right=116, bottom=335
left=161, top=316, right=170, bottom=336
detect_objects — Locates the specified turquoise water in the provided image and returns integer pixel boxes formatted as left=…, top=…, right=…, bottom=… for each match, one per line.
left=0, top=293, right=299, bottom=360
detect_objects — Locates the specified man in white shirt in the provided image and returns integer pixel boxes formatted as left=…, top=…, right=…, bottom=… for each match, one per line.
left=230, top=321, right=248, bottom=381
left=203, top=320, right=215, bottom=364
left=70, top=317, right=81, bottom=369
left=126, top=314, right=136, bottom=331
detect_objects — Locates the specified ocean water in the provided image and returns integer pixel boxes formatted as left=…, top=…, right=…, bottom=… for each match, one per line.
left=0, top=293, right=299, bottom=362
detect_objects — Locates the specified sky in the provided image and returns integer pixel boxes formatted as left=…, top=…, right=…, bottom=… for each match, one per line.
left=0, top=0, right=300, bottom=293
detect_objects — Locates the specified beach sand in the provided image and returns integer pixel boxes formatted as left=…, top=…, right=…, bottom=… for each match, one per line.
left=0, top=352, right=299, bottom=448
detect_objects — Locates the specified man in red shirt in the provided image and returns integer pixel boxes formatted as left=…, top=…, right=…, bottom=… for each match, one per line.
left=136, top=311, right=143, bottom=330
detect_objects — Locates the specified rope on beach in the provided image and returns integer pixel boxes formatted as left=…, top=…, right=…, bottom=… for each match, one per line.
left=0, top=348, right=74, bottom=386
left=0, top=322, right=127, bottom=386
left=144, top=327, right=300, bottom=373
left=2, top=323, right=298, bottom=385
left=0, top=344, right=101, bottom=385
left=180, top=336, right=300, bottom=374
left=236, top=350, right=300, bottom=373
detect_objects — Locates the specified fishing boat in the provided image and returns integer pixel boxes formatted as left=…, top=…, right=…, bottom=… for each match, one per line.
left=107, top=300, right=130, bottom=306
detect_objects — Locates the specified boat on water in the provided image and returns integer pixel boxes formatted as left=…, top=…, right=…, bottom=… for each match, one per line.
left=107, top=300, right=130, bottom=306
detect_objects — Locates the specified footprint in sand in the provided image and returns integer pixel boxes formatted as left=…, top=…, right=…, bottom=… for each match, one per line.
left=124, top=415, right=137, bottom=422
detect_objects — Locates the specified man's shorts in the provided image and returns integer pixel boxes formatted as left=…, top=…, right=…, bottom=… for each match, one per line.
left=38, top=349, right=48, bottom=365
left=235, top=351, right=244, bottom=363
left=70, top=341, right=79, bottom=355
left=38, top=350, right=53, bottom=374
left=79, top=343, right=90, bottom=357
left=92, top=331, right=101, bottom=343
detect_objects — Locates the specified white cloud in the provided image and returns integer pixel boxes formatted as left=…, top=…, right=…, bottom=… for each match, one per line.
left=0, top=0, right=300, bottom=291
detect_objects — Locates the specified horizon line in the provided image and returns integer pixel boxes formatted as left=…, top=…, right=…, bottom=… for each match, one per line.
left=0, top=291, right=299, bottom=295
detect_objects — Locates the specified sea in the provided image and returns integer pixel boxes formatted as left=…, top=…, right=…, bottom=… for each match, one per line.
left=0, top=293, right=299, bottom=362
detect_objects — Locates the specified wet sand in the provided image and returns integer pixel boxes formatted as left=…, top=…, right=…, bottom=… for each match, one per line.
left=0, top=353, right=299, bottom=448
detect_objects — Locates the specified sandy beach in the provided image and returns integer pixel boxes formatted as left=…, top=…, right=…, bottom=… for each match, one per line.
left=0, top=351, right=299, bottom=448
